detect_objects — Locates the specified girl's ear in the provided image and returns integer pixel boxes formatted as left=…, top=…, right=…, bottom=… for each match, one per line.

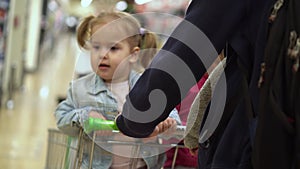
left=129, top=47, right=140, bottom=63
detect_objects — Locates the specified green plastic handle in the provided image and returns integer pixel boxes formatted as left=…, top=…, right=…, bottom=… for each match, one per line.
left=84, top=117, right=119, bottom=133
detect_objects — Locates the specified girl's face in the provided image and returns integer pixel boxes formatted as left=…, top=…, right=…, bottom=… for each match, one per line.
left=89, top=24, right=139, bottom=83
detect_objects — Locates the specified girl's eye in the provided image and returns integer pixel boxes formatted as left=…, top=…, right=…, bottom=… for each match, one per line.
left=92, top=45, right=100, bottom=50
left=110, top=46, right=119, bottom=51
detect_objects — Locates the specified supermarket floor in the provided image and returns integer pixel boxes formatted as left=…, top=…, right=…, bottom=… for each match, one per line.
left=0, top=32, right=77, bottom=169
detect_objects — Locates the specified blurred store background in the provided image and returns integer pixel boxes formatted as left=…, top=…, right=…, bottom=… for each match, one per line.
left=0, top=0, right=190, bottom=168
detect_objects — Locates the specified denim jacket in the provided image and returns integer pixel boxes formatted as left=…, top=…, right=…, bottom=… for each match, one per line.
left=54, top=71, right=181, bottom=169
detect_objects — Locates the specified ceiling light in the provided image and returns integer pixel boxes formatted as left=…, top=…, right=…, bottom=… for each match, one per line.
left=135, top=0, right=153, bottom=5
left=65, top=16, right=77, bottom=27
left=81, top=0, right=93, bottom=8
left=115, top=1, right=128, bottom=11
left=48, top=0, right=58, bottom=11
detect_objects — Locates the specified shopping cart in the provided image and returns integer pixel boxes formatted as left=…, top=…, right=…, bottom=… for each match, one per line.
left=46, top=128, right=79, bottom=169
left=45, top=119, right=186, bottom=169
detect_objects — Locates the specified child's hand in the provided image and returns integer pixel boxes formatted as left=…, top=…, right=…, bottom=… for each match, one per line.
left=89, top=111, right=106, bottom=119
left=88, top=111, right=113, bottom=136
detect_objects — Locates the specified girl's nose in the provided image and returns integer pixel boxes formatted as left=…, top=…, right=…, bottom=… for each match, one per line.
left=98, top=47, right=109, bottom=59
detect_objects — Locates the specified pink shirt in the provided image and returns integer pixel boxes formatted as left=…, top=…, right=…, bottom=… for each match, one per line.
left=164, top=73, right=208, bottom=168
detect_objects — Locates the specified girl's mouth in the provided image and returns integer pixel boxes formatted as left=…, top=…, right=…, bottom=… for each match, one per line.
left=98, top=63, right=110, bottom=70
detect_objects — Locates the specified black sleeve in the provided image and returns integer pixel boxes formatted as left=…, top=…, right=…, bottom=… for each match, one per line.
left=116, top=0, right=248, bottom=138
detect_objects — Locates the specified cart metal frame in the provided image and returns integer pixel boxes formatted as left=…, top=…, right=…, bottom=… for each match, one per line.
left=46, top=127, right=186, bottom=169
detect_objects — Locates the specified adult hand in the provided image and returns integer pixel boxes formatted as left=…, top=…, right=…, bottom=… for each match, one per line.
left=148, top=118, right=177, bottom=137
left=189, top=147, right=199, bottom=156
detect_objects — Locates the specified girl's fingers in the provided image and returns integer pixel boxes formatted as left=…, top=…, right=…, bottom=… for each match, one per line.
left=89, top=111, right=106, bottom=119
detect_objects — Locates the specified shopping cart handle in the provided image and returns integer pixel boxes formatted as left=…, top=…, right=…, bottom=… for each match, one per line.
left=84, top=117, right=119, bottom=133
left=84, top=117, right=186, bottom=139
left=158, top=125, right=186, bottom=140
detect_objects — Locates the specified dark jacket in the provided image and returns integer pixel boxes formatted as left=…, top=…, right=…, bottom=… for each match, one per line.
left=116, top=0, right=276, bottom=168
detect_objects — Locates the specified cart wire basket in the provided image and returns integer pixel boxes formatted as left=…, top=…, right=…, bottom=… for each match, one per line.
left=46, top=128, right=80, bottom=169
left=45, top=125, right=186, bottom=169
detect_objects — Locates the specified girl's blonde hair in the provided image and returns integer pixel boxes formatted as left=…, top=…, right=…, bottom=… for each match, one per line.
left=76, top=11, right=158, bottom=71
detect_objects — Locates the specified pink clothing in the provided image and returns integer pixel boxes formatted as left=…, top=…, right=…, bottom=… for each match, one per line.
left=164, top=73, right=208, bottom=168
left=164, top=142, right=198, bottom=168
left=175, top=73, right=209, bottom=125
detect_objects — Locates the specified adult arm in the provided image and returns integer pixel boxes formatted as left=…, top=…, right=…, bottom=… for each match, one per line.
left=116, top=0, right=248, bottom=138
left=184, top=58, right=226, bottom=149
